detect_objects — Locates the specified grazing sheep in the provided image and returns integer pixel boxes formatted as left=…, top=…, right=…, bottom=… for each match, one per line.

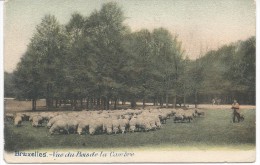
left=31, top=115, right=44, bottom=127
left=138, top=119, right=152, bottom=132
left=47, top=115, right=67, bottom=128
left=5, top=113, right=14, bottom=121
left=118, top=118, right=129, bottom=134
left=154, top=117, right=162, bottom=128
left=67, top=118, right=79, bottom=134
left=182, top=111, right=194, bottom=123
left=77, top=120, right=92, bottom=135
left=102, top=119, right=113, bottom=134
left=112, top=119, right=120, bottom=134
left=173, top=114, right=184, bottom=123
left=29, top=113, right=39, bottom=122
left=88, top=119, right=103, bottom=135
left=49, top=119, right=69, bottom=135
left=158, top=113, right=167, bottom=124
left=14, top=115, right=22, bottom=127
left=129, top=118, right=137, bottom=132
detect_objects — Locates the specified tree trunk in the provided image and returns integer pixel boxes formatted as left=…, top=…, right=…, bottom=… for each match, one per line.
left=86, top=98, right=89, bottom=109
left=121, top=98, right=125, bottom=105
left=195, top=91, right=198, bottom=108
left=46, top=84, right=50, bottom=110
left=55, top=99, right=58, bottom=108
left=93, top=98, right=96, bottom=109
left=51, top=98, right=54, bottom=108
left=131, top=98, right=136, bottom=109
left=166, top=93, right=169, bottom=108
left=103, top=97, right=106, bottom=110
left=97, top=98, right=100, bottom=110
left=160, top=96, right=163, bottom=107
left=106, top=97, right=110, bottom=110
left=80, top=99, right=83, bottom=108
left=173, top=95, right=176, bottom=109
left=114, top=98, right=117, bottom=110
left=32, top=99, right=36, bottom=111
left=183, top=95, right=186, bottom=107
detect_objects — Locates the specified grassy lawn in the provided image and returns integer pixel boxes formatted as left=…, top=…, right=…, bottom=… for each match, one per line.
left=4, top=108, right=255, bottom=152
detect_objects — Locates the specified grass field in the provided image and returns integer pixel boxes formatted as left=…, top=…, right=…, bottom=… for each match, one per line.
left=4, top=108, right=255, bottom=152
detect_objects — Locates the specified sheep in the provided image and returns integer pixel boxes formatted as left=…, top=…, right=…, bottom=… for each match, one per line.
left=49, top=119, right=69, bottom=135
left=137, top=118, right=152, bottom=132
left=29, top=113, right=39, bottom=122
left=146, top=117, right=158, bottom=130
left=39, top=112, right=52, bottom=122
left=16, top=113, right=29, bottom=121
left=118, top=118, right=129, bottom=134
left=112, top=119, right=120, bottom=134
left=47, top=114, right=67, bottom=128
left=14, top=115, right=22, bottom=127
left=77, top=120, right=92, bottom=135
left=67, top=118, right=79, bottom=134
left=102, top=119, right=113, bottom=134
left=182, top=111, right=194, bottom=123
left=5, top=113, right=14, bottom=121
left=158, top=113, right=168, bottom=124
left=129, top=118, right=137, bottom=132
left=88, top=118, right=103, bottom=135
left=153, top=116, right=162, bottom=128
left=21, top=113, right=31, bottom=121
left=173, top=114, right=184, bottom=123
left=31, top=115, right=44, bottom=127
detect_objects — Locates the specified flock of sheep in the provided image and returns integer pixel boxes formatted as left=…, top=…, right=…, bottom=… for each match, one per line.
left=5, top=108, right=205, bottom=135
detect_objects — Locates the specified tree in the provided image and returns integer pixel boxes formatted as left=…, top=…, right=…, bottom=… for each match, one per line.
left=4, top=72, right=16, bottom=98
left=13, top=50, right=43, bottom=110
left=13, top=15, right=69, bottom=110
left=83, top=2, right=129, bottom=109
left=152, top=28, right=183, bottom=108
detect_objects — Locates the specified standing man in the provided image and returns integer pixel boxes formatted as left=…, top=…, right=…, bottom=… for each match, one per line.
left=212, top=98, right=215, bottom=105
left=231, top=100, right=240, bottom=123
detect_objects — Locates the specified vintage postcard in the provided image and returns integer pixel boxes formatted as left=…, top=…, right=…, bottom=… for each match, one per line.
left=3, top=0, right=256, bottom=163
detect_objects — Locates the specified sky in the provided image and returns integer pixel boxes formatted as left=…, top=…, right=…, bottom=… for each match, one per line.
left=4, top=0, right=256, bottom=73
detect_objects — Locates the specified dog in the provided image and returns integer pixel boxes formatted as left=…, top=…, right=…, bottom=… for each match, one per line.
left=239, top=114, right=245, bottom=122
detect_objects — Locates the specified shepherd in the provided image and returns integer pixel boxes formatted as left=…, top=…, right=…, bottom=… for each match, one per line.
left=231, top=100, right=241, bottom=123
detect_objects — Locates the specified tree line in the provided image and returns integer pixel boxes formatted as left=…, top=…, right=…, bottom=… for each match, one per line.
left=5, top=2, right=255, bottom=110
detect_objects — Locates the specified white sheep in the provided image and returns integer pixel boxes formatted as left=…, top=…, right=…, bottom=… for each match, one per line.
left=49, top=119, right=69, bottom=135
left=77, top=120, right=92, bottom=135
left=137, top=117, right=152, bottom=132
left=129, top=118, right=137, bottom=132
left=182, top=111, right=194, bottom=122
left=31, top=115, right=44, bottom=127
left=102, top=119, right=113, bottom=134
left=112, top=119, right=120, bottom=134
left=14, top=115, right=22, bottom=127
left=47, top=114, right=67, bottom=128
left=118, top=118, right=129, bottom=134
left=173, top=113, right=184, bottom=123
left=88, top=118, right=103, bottom=135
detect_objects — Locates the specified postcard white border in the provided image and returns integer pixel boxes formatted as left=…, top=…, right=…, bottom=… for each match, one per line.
left=1, top=0, right=259, bottom=165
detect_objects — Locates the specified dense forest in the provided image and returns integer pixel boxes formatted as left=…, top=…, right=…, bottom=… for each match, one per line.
left=4, top=2, right=255, bottom=110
